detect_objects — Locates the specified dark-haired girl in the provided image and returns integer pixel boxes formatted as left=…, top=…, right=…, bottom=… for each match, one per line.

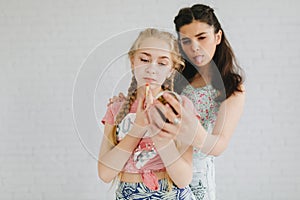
left=147, top=4, right=245, bottom=200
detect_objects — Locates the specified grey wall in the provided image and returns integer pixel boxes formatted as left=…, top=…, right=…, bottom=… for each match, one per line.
left=1, top=0, right=299, bottom=199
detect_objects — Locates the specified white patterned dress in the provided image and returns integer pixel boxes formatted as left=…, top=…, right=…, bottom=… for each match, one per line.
left=181, top=84, right=221, bottom=200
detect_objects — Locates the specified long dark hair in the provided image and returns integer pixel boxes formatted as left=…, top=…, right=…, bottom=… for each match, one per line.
left=174, top=4, right=244, bottom=101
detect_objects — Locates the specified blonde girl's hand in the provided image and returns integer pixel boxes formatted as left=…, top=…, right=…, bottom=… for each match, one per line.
left=147, top=93, right=199, bottom=146
left=107, top=92, right=126, bottom=106
left=133, top=95, right=147, bottom=127
left=135, top=86, right=155, bottom=124
left=145, top=86, right=154, bottom=109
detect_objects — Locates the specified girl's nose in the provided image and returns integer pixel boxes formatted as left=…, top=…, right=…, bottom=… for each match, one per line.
left=191, top=41, right=200, bottom=52
left=145, top=63, right=157, bottom=74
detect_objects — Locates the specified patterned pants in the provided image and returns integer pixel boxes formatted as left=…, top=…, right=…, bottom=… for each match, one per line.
left=115, top=178, right=196, bottom=200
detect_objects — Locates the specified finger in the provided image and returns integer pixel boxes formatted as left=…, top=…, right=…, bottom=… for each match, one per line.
left=148, top=106, right=167, bottom=131
left=148, top=115, right=179, bottom=140
left=162, top=93, right=182, bottom=116
left=150, top=111, right=181, bottom=136
left=181, top=96, right=194, bottom=112
left=107, top=98, right=112, bottom=107
left=148, top=121, right=173, bottom=138
left=146, top=89, right=154, bottom=109
left=112, top=96, right=118, bottom=102
left=157, top=131, right=175, bottom=140
left=155, top=101, right=178, bottom=124
left=119, top=92, right=126, bottom=101
left=159, top=122, right=179, bottom=137
left=136, top=95, right=146, bottom=112
left=148, top=123, right=161, bottom=137
left=151, top=113, right=177, bottom=135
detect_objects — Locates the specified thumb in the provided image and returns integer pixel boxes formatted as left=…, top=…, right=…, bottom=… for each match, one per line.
left=181, top=96, right=193, bottom=111
left=137, top=95, right=145, bottom=111
left=146, top=89, right=154, bottom=109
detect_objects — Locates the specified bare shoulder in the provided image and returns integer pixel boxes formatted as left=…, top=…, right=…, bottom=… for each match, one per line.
left=222, top=84, right=246, bottom=107
left=231, top=84, right=246, bottom=99
left=238, top=84, right=246, bottom=93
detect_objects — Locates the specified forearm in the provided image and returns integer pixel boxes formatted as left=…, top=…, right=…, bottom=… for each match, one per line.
left=193, top=123, right=228, bottom=156
left=155, top=140, right=193, bottom=188
left=194, top=90, right=245, bottom=156
left=98, top=125, right=145, bottom=182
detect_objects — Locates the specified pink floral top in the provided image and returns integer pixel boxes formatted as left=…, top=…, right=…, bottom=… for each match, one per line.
left=101, top=95, right=199, bottom=190
left=102, top=100, right=164, bottom=190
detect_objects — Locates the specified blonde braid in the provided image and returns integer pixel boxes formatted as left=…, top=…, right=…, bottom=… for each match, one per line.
left=108, top=76, right=137, bottom=182
left=114, top=75, right=137, bottom=125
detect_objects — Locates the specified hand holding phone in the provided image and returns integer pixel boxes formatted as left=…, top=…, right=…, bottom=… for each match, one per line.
left=154, top=91, right=182, bottom=122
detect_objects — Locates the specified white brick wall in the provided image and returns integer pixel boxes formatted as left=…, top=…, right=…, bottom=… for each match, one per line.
left=0, top=0, right=299, bottom=199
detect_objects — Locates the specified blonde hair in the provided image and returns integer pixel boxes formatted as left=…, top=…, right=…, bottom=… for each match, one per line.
left=115, top=28, right=184, bottom=125
left=112, top=28, right=184, bottom=191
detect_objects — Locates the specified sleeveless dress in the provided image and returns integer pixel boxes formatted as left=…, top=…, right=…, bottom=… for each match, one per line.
left=181, top=84, right=221, bottom=200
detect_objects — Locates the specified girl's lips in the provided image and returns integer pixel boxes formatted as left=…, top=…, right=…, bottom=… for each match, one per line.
left=193, top=55, right=204, bottom=64
left=143, top=78, right=156, bottom=83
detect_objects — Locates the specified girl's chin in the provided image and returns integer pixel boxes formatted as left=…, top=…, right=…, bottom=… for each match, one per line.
left=148, top=84, right=161, bottom=91
left=192, top=60, right=210, bottom=68
left=137, top=83, right=161, bottom=90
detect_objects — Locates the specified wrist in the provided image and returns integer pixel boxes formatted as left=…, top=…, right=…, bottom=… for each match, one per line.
left=128, top=123, right=147, bottom=138
left=155, top=140, right=181, bottom=165
left=152, top=136, right=172, bottom=149
left=193, top=122, right=208, bottom=150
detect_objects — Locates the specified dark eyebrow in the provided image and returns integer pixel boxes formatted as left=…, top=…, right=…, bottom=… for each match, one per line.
left=195, top=32, right=207, bottom=37
left=181, top=32, right=207, bottom=40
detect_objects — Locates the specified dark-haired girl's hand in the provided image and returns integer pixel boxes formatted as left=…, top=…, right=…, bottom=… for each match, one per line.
left=147, top=93, right=200, bottom=146
left=107, top=92, right=126, bottom=106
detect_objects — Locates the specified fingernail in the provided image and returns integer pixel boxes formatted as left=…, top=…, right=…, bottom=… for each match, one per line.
left=145, top=83, right=149, bottom=96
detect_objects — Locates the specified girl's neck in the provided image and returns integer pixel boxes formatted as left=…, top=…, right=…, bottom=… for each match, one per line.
left=191, top=64, right=212, bottom=88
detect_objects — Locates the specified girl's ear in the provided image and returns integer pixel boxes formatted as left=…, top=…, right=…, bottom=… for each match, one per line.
left=216, top=30, right=222, bottom=45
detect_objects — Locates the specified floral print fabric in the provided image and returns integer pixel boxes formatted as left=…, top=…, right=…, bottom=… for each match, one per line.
left=181, top=84, right=221, bottom=200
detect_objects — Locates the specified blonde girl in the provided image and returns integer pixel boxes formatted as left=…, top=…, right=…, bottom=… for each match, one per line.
left=98, top=28, right=197, bottom=200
